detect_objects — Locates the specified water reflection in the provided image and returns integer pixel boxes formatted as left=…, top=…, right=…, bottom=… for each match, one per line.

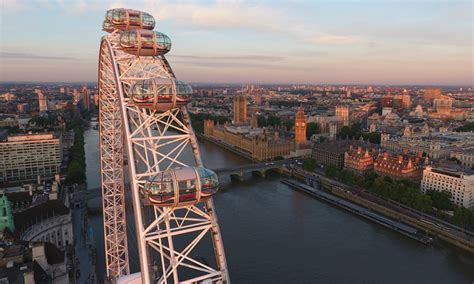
left=84, top=128, right=474, bottom=283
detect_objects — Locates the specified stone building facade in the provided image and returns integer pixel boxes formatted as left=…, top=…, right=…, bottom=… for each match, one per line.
left=232, top=94, right=247, bottom=124
left=204, top=120, right=293, bottom=161
left=294, top=106, right=307, bottom=146
left=311, top=140, right=348, bottom=170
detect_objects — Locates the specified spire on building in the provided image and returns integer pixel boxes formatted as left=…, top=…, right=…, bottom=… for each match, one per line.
left=233, top=94, right=247, bottom=124
left=294, top=105, right=307, bottom=146
left=251, top=109, right=258, bottom=129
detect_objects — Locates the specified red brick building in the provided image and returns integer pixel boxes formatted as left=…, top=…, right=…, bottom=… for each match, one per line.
left=344, top=145, right=377, bottom=175
left=374, top=152, right=425, bottom=181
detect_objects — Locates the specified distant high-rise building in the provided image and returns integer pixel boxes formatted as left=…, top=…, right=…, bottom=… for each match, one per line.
left=424, top=88, right=443, bottom=104
left=295, top=105, right=307, bottom=145
left=35, top=89, right=48, bottom=112
left=0, top=133, right=62, bottom=183
left=82, top=86, right=91, bottom=110
left=60, top=87, right=65, bottom=94
left=94, top=94, right=99, bottom=107
left=434, top=95, right=453, bottom=115
left=401, top=90, right=411, bottom=109
left=335, top=105, right=349, bottom=127
left=233, top=94, right=247, bottom=124
left=72, top=89, right=81, bottom=104
left=253, top=94, right=262, bottom=105
left=17, top=103, right=30, bottom=114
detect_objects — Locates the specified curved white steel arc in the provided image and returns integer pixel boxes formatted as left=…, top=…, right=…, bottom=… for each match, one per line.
left=98, top=36, right=130, bottom=279
left=104, top=35, right=152, bottom=283
left=100, top=30, right=229, bottom=283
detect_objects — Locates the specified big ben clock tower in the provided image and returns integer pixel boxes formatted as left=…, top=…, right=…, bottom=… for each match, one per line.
left=295, top=105, right=307, bottom=146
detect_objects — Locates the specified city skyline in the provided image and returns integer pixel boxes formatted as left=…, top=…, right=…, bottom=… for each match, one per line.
left=1, top=0, right=473, bottom=85
left=1, top=4, right=474, bottom=283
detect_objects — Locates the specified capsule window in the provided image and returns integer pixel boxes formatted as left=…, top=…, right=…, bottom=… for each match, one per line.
left=128, top=12, right=140, bottom=26
left=155, top=33, right=171, bottom=50
left=145, top=171, right=175, bottom=202
left=133, top=81, right=153, bottom=100
left=178, top=179, right=197, bottom=192
left=141, top=33, right=154, bottom=49
left=143, top=13, right=155, bottom=27
left=106, top=10, right=113, bottom=21
left=112, top=10, right=121, bottom=22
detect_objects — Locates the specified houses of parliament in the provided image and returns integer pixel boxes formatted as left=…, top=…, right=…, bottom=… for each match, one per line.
left=204, top=94, right=307, bottom=161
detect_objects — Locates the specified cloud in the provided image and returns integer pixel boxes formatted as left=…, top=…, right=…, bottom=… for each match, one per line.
left=2, top=0, right=360, bottom=45
left=307, top=34, right=361, bottom=45
left=172, top=60, right=278, bottom=69
left=168, top=53, right=286, bottom=69
left=142, top=1, right=359, bottom=45
left=1, top=0, right=25, bottom=10
left=169, top=54, right=285, bottom=62
left=0, top=52, right=80, bottom=60
left=142, top=1, right=282, bottom=32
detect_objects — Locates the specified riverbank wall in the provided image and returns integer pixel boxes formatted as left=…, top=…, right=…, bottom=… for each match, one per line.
left=281, top=168, right=474, bottom=254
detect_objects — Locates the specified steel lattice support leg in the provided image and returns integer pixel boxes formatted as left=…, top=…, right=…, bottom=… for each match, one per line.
left=99, top=39, right=130, bottom=279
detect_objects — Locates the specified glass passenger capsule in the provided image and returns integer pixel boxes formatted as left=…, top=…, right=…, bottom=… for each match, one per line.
left=129, top=78, right=193, bottom=111
left=120, top=30, right=171, bottom=57
left=103, top=8, right=155, bottom=32
left=143, top=167, right=219, bottom=207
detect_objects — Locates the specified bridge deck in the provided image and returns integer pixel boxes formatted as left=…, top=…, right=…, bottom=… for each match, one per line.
left=83, top=159, right=296, bottom=199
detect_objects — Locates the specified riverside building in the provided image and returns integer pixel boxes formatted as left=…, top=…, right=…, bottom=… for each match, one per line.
left=373, top=152, right=425, bottom=181
left=421, top=166, right=474, bottom=209
left=203, top=120, right=293, bottom=161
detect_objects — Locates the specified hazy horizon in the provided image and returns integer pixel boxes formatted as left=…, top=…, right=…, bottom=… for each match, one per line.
left=1, top=0, right=473, bottom=85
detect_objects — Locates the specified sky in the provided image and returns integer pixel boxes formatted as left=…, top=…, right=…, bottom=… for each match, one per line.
left=0, top=0, right=473, bottom=85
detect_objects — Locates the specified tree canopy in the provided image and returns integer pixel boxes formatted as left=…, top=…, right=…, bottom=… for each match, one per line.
left=338, top=123, right=381, bottom=144
left=303, top=158, right=317, bottom=171
left=453, top=207, right=474, bottom=229
left=65, top=121, right=86, bottom=185
left=454, top=122, right=474, bottom=132
left=426, top=190, right=454, bottom=211
left=325, top=164, right=337, bottom=178
left=306, top=122, right=320, bottom=139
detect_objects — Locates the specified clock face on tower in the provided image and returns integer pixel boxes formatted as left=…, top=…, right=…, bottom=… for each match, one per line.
left=296, top=123, right=299, bottom=127
left=302, top=123, right=305, bottom=127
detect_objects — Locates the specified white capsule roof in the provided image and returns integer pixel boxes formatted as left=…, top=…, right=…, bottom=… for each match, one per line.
left=103, top=8, right=155, bottom=32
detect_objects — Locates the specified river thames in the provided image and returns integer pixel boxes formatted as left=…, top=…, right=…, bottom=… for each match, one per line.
left=84, top=128, right=474, bottom=283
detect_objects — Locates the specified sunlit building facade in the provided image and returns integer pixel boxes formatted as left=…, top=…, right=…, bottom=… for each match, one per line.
left=233, top=94, right=247, bottom=124
left=421, top=166, right=474, bottom=209
left=0, top=134, right=62, bottom=183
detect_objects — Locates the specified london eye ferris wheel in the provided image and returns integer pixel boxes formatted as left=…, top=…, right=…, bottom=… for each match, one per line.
left=98, top=8, right=229, bottom=283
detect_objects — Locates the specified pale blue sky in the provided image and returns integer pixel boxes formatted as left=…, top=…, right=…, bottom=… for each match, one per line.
left=0, top=0, right=472, bottom=85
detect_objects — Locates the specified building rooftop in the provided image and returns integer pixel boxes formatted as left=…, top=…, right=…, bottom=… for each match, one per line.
left=6, top=133, right=55, bottom=142
left=14, top=199, right=69, bottom=232
left=426, top=165, right=474, bottom=178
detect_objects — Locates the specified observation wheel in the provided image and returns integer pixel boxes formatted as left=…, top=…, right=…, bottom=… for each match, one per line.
left=98, top=8, right=229, bottom=283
